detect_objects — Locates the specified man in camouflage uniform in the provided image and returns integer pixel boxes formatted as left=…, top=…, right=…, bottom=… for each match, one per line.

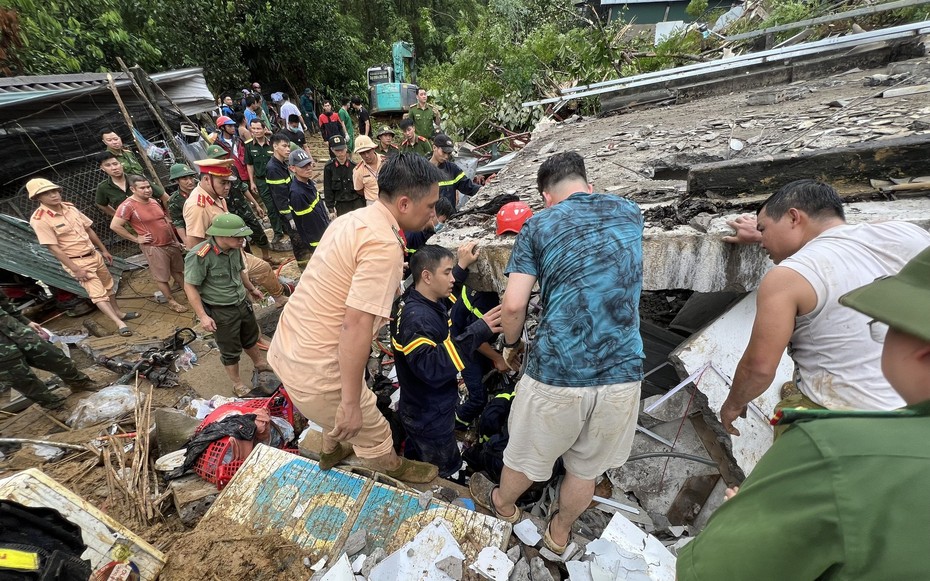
left=0, top=294, right=98, bottom=409
left=167, top=163, right=198, bottom=243
left=101, top=129, right=166, bottom=197
left=205, top=144, right=277, bottom=265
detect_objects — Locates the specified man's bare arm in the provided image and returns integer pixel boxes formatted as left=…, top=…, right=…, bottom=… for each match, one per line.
left=501, top=273, right=535, bottom=345
left=721, top=267, right=815, bottom=435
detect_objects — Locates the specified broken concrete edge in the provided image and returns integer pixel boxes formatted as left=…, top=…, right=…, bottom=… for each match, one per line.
left=438, top=198, right=930, bottom=293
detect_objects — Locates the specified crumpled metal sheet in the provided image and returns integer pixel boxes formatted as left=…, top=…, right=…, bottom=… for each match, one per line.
left=0, top=213, right=135, bottom=297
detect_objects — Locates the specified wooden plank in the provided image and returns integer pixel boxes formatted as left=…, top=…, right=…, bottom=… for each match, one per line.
left=0, top=469, right=166, bottom=579
left=203, top=445, right=510, bottom=564
left=687, top=134, right=930, bottom=197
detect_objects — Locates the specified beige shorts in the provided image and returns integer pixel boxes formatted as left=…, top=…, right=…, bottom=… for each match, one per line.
left=142, top=244, right=184, bottom=283
left=64, top=253, right=113, bottom=304
left=503, top=375, right=640, bottom=481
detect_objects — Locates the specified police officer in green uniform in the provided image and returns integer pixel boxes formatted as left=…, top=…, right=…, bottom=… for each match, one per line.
left=407, top=87, right=441, bottom=139
left=398, top=119, right=432, bottom=158
left=677, top=247, right=930, bottom=581
left=0, top=294, right=98, bottom=409
left=167, top=163, right=198, bottom=242
left=243, top=120, right=285, bottom=246
left=204, top=145, right=276, bottom=264
left=183, top=214, right=272, bottom=395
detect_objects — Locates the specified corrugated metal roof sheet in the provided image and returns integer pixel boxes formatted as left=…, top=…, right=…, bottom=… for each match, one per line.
left=0, top=213, right=133, bottom=297
left=0, top=68, right=214, bottom=114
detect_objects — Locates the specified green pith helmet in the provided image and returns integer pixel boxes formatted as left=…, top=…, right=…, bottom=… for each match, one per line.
left=206, top=213, right=253, bottom=237
left=169, top=164, right=198, bottom=181
left=840, top=247, right=930, bottom=342
left=206, top=144, right=228, bottom=159
left=288, top=141, right=300, bottom=152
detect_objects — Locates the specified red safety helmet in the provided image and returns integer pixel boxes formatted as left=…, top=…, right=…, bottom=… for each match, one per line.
left=496, top=201, right=534, bottom=235
left=216, top=115, right=236, bottom=128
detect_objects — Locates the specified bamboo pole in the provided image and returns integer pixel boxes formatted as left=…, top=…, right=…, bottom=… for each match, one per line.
left=115, top=57, right=185, bottom=163
left=105, top=73, right=166, bottom=190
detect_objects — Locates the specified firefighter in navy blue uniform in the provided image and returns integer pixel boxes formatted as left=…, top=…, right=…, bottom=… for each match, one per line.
left=265, top=133, right=311, bottom=267
left=451, top=287, right=509, bottom=428
left=390, top=243, right=503, bottom=477
left=430, top=133, right=480, bottom=209
left=287, top=149, right=331, bottom=252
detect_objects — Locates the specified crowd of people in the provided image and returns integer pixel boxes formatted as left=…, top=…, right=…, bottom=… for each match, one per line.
left=7, top=80, right=930, bottom=578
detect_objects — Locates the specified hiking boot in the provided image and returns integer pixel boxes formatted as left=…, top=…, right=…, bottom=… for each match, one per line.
left=384, top=458, right=438, bottom=483
left=36, top=394, right=68, bottom=410
left=66, top=378, right=102, bottom=392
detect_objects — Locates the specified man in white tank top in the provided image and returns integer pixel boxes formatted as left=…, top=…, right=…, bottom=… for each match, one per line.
left=719, top=179, right=930, bottom=436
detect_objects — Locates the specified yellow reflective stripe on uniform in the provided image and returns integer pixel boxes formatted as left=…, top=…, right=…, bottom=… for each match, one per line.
left=293, top=194, right=321, bottom=216
left=279, top=208, right=292, bottom=214
left=266, top=177, right=291, bottom=185
left=443, top=335, right=465, bottom=371
left=460, top=287, right=483, bottom=317
left=392, top=336, right=437, bottom=355
left=495, top=392, right=514, bottom=401
left=438, top=172, right=466, bottom=187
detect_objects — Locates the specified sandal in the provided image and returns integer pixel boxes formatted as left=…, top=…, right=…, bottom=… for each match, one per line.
left=167, top=301, right=189, bottom=313
left=121, top=311, right=141, bottom=321
left=543, top=509, right=569, bottom=555
left=469, top=472, right=522, bottom=524
left=117, top=326, right=133, bottom=337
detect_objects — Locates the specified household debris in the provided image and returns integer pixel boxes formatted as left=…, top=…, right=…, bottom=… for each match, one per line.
left=0, top=469, right=166, bottom=578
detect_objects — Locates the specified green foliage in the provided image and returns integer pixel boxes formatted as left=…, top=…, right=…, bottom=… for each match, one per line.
left=3, top=0, right=162, bottom=74
left=685, top=0, right=709, bottom=20
left=760, top=0, right=819, bottom=27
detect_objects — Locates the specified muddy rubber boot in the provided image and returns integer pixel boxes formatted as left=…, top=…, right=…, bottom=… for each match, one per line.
left=82, top=319, right=108, bottom=337
left=319, top=443, right=354, bottom=470
left=384, top=458, right=439, bottom=483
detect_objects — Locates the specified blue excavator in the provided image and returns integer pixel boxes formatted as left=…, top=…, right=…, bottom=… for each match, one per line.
left=368, top=41, right=419, bottom=118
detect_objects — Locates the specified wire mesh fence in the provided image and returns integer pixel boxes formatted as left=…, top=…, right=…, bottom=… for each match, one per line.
left=0, top=89, right=201, bottom=258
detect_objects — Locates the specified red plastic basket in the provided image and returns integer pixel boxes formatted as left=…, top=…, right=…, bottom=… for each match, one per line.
left=192, top=389, right=298, bottom=490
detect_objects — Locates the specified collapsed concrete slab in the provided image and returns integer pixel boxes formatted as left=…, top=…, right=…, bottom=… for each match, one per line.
left=669, top=292, right=794, bottom=478
left=436, top=57, right=930, bottom=293
left=439, top=198, right=930, bottom=293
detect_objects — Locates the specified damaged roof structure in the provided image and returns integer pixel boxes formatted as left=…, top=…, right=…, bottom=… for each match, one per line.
left=435, top=21, right=930, bottom=530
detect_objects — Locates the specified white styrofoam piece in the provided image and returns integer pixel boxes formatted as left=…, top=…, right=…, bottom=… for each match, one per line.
left=513, top=519, right=542, bottom=546
left=598, top=513, right=676, bottom=581
left=321, top=553, right=355, bottom=581
left=368, top=518, right=465, bottom=581
left=468, top=546, right=514, bottom=581
left=670, top=291, right=793, bottom=474
left=566, top=560, right=594, bottom=581
left=351, top=554, right=367, bottom=574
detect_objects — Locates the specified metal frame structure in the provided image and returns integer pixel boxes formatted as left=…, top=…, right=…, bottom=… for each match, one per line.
left=523, top=20, right=930, bottom=107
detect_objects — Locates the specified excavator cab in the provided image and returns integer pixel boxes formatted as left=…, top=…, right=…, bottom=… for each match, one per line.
left=368, top=41, right=419, bottom=117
